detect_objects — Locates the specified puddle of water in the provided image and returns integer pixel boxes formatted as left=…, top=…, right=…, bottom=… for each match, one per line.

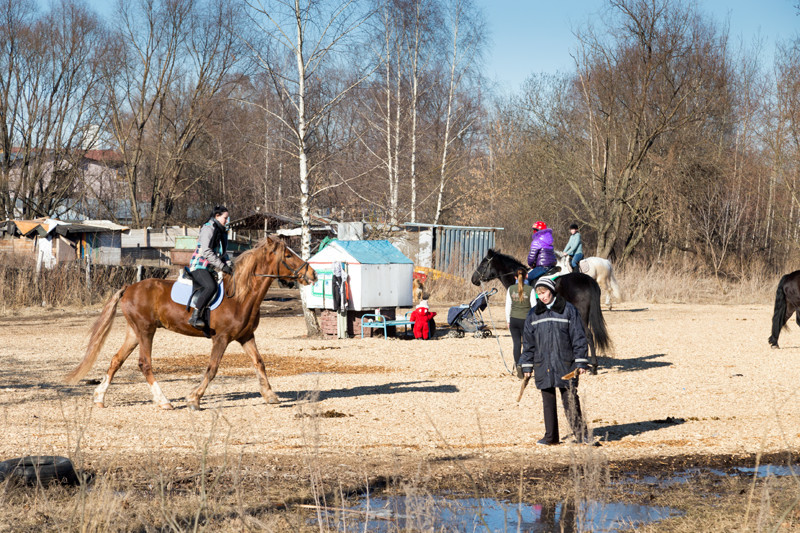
left=318, top=496, right=682, bottom=532
left=734, top=464, right=798, bottom=478
left=625, top=464, right=798, bottom=488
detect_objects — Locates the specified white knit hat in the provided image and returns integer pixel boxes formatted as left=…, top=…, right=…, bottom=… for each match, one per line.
left=417, top=300, right=429, bottom=309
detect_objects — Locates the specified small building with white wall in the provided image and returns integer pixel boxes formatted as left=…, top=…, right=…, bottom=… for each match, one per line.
left=303, top=239, right=414, bottom=311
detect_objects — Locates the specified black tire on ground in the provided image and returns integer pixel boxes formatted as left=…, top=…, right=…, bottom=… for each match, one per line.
left=0, top=456, right=79, bottom=486
left=428, top=318, right=436, bottom=338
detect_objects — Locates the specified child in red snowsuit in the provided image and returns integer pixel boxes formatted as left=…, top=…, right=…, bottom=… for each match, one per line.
left=409, top=300, right=436, bottom=340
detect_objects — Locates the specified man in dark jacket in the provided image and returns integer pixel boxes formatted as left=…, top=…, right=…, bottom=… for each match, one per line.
left=520, top=277, right=592, bottom=445
left=526, top=221, right=556, bottom=285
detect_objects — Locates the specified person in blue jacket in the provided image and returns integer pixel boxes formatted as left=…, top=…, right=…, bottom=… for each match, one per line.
left=563, top=223, right=584, bottom=272
left=526, top=221, right=556, bottom=285
left=520, top=277, right=592, bottom=446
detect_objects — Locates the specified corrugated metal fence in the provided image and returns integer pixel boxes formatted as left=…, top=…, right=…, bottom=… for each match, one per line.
left=404, top=224, right=502, bottom=279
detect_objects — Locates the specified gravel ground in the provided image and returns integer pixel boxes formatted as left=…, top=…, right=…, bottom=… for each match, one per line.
left=1, top=293, right=798, bottom=470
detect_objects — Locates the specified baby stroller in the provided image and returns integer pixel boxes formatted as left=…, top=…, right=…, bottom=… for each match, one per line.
left=446, top=287, right=498, bottom=338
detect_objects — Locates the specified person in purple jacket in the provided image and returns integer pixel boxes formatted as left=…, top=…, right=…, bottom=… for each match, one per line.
left=526, top=221, right=556, bottom=285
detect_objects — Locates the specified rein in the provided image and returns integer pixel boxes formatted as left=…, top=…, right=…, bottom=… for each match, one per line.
left=473, top=255, right=521, bottom=284
left=225, top=274, right=236, bottom=298
left=254, top=257, right=311, bottom=281
left=252, top=242, right=312, bottom=282
left=473, top=255, right=517, bottom=376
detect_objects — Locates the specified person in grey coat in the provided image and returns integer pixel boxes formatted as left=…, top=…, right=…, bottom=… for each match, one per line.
left=519, top=277, right=592, bottom=445
left=188, top=206, right=233, bottom=328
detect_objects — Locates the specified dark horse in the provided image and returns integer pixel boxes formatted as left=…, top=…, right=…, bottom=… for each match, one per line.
left=768, top=270, right=800, bottom=348
left=472, top=249, right=610, bottom=372
left=65, top=237, right=317, bottom=410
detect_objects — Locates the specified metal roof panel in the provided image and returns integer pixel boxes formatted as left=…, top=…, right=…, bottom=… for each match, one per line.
left=332, top=240, right=413, bottom=264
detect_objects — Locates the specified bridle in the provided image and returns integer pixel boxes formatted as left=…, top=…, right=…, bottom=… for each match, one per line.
left=254, top=243, right=313, bottom=283
left=473, top=255, right=517, bottom=282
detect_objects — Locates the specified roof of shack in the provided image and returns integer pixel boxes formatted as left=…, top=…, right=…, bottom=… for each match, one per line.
left=309, top=240, right=413, bottom=265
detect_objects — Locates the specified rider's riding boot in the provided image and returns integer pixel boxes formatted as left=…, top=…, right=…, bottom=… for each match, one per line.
left=188, top=308, right=206, bottom=329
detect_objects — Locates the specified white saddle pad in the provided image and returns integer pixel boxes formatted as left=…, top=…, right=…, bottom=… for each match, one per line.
left=170, top=270, right=224, bottom=310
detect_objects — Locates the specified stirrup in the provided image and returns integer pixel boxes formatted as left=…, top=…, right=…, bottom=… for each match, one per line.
left=189, top=310, right=206, bottom=329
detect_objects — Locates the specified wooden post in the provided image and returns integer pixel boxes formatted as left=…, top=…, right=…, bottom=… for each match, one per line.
left=337, top=310, right=347, bottom=338
left=85, top=237, right=92, bottom=292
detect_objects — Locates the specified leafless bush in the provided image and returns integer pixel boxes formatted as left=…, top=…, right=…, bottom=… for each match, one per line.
left=0, top=257, right=170, bottom=310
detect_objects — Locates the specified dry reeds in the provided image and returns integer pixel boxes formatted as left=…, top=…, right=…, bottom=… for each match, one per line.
left=617, top=256, right=776, bottom=304
left=0, top=258, right=169, bottom=311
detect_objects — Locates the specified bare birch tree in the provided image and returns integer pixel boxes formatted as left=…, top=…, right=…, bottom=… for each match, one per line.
left=432, top=0, right=482, bottom=225
left=244, top=0, right=373, bottom=334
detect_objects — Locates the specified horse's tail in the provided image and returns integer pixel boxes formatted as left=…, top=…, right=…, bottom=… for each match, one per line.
left=587, top=280, right=611, bottom=352
left=65, top=286, right=127, bottom=385
left=769, top=275, right=789, bottom=346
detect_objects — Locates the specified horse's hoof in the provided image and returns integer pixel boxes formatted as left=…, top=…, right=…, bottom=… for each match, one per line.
left=589, top=365, right=598, bottom=375
left=186, top=396, right=201, bottom=410
left=94, top=402, right=105, bottom=409
left=266, top=394, right=280, bottom=405
left=770, top=344, right=779, bottom=349
left=159, top=403, right=174, bottom=410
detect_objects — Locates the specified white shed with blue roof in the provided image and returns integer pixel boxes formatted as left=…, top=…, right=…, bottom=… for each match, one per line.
left=303, top=240, right=414, bottom=311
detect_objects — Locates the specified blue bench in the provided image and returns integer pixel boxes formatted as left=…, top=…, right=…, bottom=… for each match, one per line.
left=360, top=312, right=413, bottom=339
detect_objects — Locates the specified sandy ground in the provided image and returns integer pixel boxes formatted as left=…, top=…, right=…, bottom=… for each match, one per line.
left=1, top=291, right=799, bottom=472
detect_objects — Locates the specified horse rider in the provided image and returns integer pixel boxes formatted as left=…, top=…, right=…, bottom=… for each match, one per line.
left=563, top=223, right=584, bottom=273
left=527, top=221, right=556, bottom=285
left=188, top=205, right=234, bottom=329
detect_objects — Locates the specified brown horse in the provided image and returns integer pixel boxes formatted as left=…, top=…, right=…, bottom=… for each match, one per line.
left=65, top=237, right=316, bottom=410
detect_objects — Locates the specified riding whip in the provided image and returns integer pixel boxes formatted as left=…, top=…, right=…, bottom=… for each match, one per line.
left=561, top=369, right=579, bottom=380
left=516, top=375, right=531, bottom=403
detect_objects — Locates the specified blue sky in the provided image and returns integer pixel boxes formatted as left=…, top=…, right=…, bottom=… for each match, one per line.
left=475, top=0, right=800, bottom=93
left=78, top=0, right=799, bottom=93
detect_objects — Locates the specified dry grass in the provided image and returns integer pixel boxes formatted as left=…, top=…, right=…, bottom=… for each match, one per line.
left=422, top=255, right=779, bottom=308
left=0, top=258, right=170, bottom=311
left=1, top=420, right=798, bottom=532
left=617, top=257, right=776, bottom=305
left=1, top=257, right=798, bottom=531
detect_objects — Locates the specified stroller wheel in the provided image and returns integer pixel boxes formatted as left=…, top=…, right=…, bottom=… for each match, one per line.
left=447, top=330, right=464, bottom=338
left=473, top=331, right=484, bottom=339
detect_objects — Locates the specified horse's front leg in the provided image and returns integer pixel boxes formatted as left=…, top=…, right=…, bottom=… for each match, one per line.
left=186, top=336, right=230, bottom=410
left=240, top=336, right=280, bottom=405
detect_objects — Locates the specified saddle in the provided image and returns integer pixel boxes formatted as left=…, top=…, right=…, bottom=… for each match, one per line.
left=170, top=268, right=224, bottom=311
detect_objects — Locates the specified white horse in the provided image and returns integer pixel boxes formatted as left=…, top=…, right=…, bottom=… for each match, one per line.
left=555, top=251, right=622, bottom=309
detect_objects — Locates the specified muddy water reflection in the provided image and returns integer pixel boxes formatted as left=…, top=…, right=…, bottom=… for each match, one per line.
left=326, top=496, right=681, bottom=532
left=628, top=463, right=799, bottom=487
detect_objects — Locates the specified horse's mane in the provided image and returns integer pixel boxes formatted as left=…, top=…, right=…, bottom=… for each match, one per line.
left=488, top=248, right=525, bottom=269
left=231, top=236, right=281, bottom=299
